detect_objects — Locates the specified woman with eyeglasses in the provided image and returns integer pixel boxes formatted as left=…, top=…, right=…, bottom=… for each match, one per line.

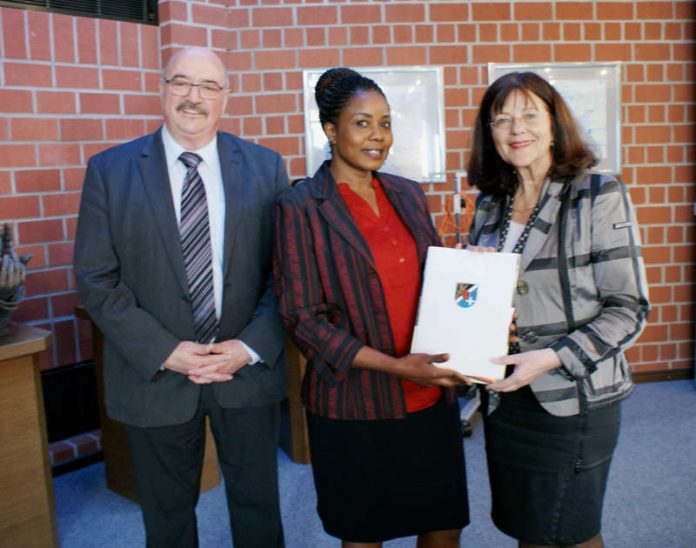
left=273, top=67, right=469, bottom=547
left=467, top=72, right=650, bottom=548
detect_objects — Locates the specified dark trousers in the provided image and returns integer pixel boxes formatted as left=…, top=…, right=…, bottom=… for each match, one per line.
left=124, top=386, right=284, bottom=548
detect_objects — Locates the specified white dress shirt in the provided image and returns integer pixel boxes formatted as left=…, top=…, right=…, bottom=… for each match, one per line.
left=501, top=221, right=525, bottom=253
left=161, top=126, right=259, bottom=364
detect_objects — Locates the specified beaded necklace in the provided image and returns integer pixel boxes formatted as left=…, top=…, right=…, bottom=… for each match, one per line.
left=496, top=192, right=542, bottom=254
left=496, top=186, right=542, bottom=355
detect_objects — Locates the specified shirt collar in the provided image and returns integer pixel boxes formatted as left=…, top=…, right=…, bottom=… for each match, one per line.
left=161, top=125, right=218, bottom=169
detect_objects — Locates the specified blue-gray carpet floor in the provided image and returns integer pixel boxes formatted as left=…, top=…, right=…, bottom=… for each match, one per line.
left=54, top=380, right=696, bottom=547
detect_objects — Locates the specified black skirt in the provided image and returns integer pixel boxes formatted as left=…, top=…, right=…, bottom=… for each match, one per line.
left=306, top=397, right=470, bottom=543
left=482, top=386, right=621, bottom=545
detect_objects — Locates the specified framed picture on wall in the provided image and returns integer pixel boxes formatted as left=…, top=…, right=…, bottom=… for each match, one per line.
left=488, top=62, right=622, bottom=174
left=302, top=67, right=447, bottom=183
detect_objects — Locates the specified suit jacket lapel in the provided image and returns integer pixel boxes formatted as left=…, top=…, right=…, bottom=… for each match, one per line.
left=519, top=178, right=567, bottom=272
left=473, top=178, right=568, bottom=273
left=471, top=195, right=505, bottom=249
left=312, top=163, right=377, bottom=270
left=139, top=129, right=189, bottom=294
left=218, top=133, right=244, bottom=279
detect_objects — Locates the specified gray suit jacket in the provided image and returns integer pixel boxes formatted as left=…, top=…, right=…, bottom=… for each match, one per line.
left=74, top=129, right=288, bottom=427
left=470, top=172, right=649, bottom=416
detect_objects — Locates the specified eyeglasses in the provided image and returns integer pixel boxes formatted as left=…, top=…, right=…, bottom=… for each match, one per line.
left=164, top=78, right=226, bottom=100
left=490, top=111, right=548, bottom=132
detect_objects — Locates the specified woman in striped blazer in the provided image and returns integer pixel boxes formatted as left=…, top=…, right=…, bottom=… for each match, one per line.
left=274, top=68, right=469, bottom=547
left=467, top=72, right=649, bottom=548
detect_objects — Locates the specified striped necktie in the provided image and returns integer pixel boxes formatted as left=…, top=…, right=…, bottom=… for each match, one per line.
left=179, top=152, right=219, bottom=343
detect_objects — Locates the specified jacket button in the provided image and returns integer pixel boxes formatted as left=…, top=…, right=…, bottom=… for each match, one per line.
left=521, top=330, right=538, bottom=343
left=516, top=280, right=529, bottom=295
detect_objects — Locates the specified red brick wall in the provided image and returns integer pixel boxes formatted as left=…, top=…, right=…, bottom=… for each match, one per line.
left=0, top=6, right=162, bottom=369
left=1, top=1, right=694, bottom=377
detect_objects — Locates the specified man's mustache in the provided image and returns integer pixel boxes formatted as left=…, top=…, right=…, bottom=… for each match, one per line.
left=176, top=100, right=208, bottom=115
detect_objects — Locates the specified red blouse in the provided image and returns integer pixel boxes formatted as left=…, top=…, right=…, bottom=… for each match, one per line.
left=338, top=178, right=441, bottom=413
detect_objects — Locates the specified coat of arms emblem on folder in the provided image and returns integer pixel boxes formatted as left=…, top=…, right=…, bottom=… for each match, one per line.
left=455, top=282, right=478, bottom=309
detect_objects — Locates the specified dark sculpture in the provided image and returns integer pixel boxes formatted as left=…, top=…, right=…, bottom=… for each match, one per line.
left=0, top=223, right=31, bottom=332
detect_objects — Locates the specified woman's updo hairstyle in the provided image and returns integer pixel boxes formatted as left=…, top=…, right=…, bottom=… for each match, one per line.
left=315, top=67, right=387, bottom=128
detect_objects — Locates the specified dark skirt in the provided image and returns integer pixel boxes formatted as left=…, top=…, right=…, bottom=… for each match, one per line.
left=482, top=386, right=621, bottom=545
left=306, top=397, right=470, bottom=543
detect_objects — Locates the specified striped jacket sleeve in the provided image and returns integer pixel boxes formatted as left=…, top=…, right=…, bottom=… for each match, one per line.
left=272, top=187, right=364, bottom=382
left=549, top=177, right=650, bottom=380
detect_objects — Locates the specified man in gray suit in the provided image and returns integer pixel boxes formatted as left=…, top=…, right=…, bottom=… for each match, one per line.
left=74, top=47, right=287, bottom=547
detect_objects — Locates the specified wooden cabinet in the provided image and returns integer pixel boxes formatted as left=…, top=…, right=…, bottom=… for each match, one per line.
left=280, top=340, right=311, bottom=464
left=0, top=323, right=57, bottom=548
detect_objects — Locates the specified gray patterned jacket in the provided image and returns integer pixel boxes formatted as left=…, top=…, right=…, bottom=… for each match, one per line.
left=469, top=172, right=650, bottom=416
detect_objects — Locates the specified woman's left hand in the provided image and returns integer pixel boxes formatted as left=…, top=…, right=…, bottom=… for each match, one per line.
left=486, top=348, right=561, bottom=392
left=466, top=245, right=496, bottom=253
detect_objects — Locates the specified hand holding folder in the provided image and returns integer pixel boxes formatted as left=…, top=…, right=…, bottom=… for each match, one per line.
left=410, top=247, right=520, bottom=384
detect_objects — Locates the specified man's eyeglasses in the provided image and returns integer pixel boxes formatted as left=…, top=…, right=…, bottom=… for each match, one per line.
left=490, top=111, right=548, bottom=132
left=164, top=78, right=226, bottom=100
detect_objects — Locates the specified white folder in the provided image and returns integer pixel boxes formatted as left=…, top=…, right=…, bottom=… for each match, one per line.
left=411, top=247, right=520, bottom=383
